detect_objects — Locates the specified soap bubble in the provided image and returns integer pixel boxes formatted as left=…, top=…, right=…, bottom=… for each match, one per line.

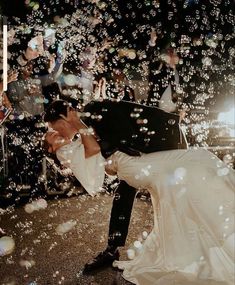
left=24, top=199, right=48, bottom=213
left=56, top=220, right=77, bottom=235
left=0, top=236, right=15, bottom=256
left=127, top=249, right=135, bottom=260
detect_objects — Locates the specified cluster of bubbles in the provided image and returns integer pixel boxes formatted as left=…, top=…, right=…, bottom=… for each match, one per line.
left=126, top=231, right=149, bottom=260
left=24, top=198, right=48, bottom=214
left=25, top=0, right=40, bottom=11
left=19, top=1, right=234, bottom=142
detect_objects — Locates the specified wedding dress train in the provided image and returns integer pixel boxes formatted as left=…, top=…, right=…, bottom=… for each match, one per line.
left=106, top=149, right=235, bottom=285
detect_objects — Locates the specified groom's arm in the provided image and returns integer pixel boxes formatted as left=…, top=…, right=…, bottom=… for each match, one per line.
left=63, top=110, right=101, bottom=158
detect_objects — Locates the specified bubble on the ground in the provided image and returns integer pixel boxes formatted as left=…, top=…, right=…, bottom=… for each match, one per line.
left=133, top=240, right=142, bottom=249
left=0, top=236, right=15, bottom=256
left=142, top=231, right=148, bottom=239
left=24, top=203, right=35, bottom=214
left=24, top=199, right=48, bottom=213
left=56, top=220, right=77, bottom=235
left=19, top=259, right=36, bottom=269
left=36, top=198, right=48, bottom=209
left=127, top=249, right=135, bottom=260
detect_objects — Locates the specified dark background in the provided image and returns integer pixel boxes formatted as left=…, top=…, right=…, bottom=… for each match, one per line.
left=1, top=0, right=234, bottom=113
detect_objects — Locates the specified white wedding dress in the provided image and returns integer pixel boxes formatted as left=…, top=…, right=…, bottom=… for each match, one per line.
left=57, top=140, right=235, bottom=285
left=107, top=150, right=235, bottom=285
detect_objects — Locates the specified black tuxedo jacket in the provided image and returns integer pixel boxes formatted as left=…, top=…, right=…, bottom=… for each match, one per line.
left=83, top=100, right=187, bottom=158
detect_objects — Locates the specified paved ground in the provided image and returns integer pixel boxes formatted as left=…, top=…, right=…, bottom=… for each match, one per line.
left=0, top=193, right=153, bottom=285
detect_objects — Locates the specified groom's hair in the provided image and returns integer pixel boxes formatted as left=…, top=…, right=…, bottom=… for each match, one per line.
left=44, top=100, right=70, bottom=123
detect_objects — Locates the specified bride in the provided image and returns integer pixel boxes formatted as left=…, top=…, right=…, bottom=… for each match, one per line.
left=44, top=110, right=235, bottom=285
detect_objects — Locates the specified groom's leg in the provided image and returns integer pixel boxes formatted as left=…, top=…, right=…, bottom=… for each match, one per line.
left=83, top=180, right=136, bottom=273
left=108, top=180, right=136, bottom=248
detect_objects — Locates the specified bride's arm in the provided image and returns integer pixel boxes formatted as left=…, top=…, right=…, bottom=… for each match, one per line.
left=57, top=110, right=105, bottom=196
left=56, top=139, right=105, bottom=197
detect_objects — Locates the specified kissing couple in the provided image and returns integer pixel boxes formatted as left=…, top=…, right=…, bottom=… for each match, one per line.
left=43, top=99, right=234, bottom=285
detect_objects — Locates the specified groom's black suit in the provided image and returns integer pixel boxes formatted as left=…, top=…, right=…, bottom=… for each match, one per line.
left=83, top=99, right=187, bottom=247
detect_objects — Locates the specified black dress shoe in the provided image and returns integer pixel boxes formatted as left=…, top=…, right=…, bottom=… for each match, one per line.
left=83, top=248, right=120, bottom=274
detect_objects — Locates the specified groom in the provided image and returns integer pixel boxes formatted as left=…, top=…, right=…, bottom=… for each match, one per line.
left=44, top=99, right=187, bottom=273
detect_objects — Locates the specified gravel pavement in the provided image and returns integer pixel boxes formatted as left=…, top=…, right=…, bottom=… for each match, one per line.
left=0, top=193, right=153, bottom=285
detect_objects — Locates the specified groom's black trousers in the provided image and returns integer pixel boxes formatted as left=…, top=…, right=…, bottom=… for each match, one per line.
left=108, top=181, right=136, bottom=247
left=84, top=100, right=187, bottom=247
